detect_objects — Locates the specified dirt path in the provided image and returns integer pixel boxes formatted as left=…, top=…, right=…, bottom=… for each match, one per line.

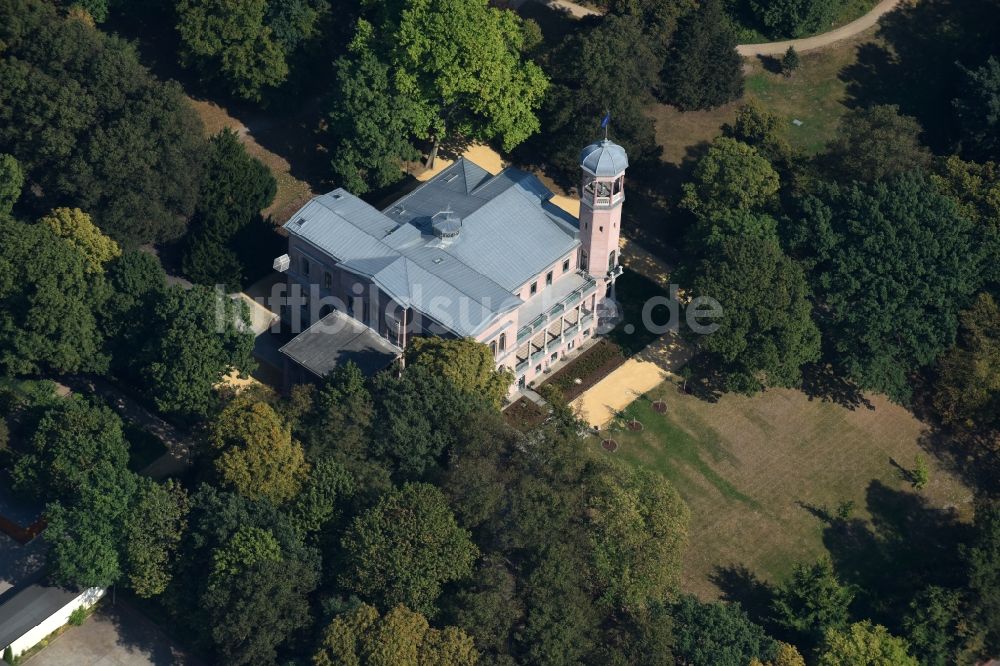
left=60, top=376, right=194, bottom=481
left=736, top=0, right=901, bottom=56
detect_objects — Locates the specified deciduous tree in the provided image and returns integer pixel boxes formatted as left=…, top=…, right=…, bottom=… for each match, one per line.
left=340, top=483, right=478, bottom=614
left=0, top=220, right=109, bottom=375
left=681, top=137, right=780, bottom=216
left=673, top=595, right=779, bottom=666
left=817, top=621, right=918, bottom=666
left=136, top=285, right=255, bottom=418
left=826, top=105, right=931, bottom=183
left=405, top=337, right=512, bottom=408
left=954, top=56, right=1000, bottom=162
left=40, top=207, right=121, bottom=275
left=211, top=398, right=310, bottom=504
left=0, top=153, right=23, bottom=216
left=123, top=478, right=189, bottom=598
left=314, top=603, right=479, bottom=666
left=176, top=0, right=289, bottom=101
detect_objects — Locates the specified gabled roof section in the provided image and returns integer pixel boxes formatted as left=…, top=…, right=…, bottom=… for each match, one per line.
left=283, top=158, right=580, bottom=335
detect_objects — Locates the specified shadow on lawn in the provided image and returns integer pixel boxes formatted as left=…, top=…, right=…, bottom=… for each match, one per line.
left=838, top=0, right=999, bottom=155
left=800, top=364, right=873, bottom=411
left=802, top=480, right=971, bottom=631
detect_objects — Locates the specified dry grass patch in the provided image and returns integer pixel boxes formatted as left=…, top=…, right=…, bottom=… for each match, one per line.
left=596, top=382, right=974, bottom=599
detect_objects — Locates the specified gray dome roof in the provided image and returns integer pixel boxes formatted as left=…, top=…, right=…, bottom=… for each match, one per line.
left=580, top=139, right=629, bottom=177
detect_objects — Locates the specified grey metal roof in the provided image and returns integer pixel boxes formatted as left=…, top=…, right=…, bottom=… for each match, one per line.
left=0, top=583, right=77, bottom=649
left=279, top=310, right=402, bottom=378
left=580, top=139, right=629, bottom=177
left=283, top=159, right=580, bottom=337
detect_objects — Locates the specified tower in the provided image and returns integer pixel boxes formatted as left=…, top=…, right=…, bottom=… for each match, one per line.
left=578, top=138, right=628, bottom=287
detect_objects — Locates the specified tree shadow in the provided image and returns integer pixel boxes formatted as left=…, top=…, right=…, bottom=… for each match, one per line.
left=756, top=55, right=783, bottom=75
left=799, top=480, right=971, bottom=632
left=104, top=601, right=204, bottom=665
left=800, top=363, right=873, bottom=411
left=838, top=0, right=1000, bottom=155
left=710, top=563, right=776, bottom=628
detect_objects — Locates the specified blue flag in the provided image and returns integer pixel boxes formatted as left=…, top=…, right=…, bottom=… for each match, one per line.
left=600, top=112, right=611, bottom=129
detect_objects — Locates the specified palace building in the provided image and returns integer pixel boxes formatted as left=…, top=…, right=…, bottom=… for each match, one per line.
left=275, top=138, right=628, bottom=391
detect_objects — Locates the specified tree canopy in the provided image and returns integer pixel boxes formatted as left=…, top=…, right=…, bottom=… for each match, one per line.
left=0, top=0, right=204, bottom=244
left=661, top=0, right=743, bottom=110
left=817, top=621, right=918, bottom=666
left=340, top=482, right=478, bottom=614
left=405, top=337, right=512, bottom=408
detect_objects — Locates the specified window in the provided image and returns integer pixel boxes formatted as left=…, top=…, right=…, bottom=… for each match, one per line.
left=535, top=364, right=542, bottom=374
left=324, top=271, right=332, bottom=289
left=613, top=176, right=623, bottom=195
left=562, top=259, right=570, bottom=272
left=546, top=271, right=553, bottom=286
left=490, top=341, right=497, bottom=357
left=499, top=333, right=506, bottom=353
left=581, top=251, right=589, bottom=271
left=301, top=257, right=310, bottom=277
left=530, top=282, right=538, bottom=296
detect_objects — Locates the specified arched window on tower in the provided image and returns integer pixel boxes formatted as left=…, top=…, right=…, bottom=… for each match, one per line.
left=499, top=333, right=507, bottom=353
left=490, top=340, right=497, bottom=357
left=581, top=250, right=589, bottom=271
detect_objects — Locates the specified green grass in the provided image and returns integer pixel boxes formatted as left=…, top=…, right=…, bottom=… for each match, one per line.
left=612, top=399, right=759, bottom=509
left=594, top=380, right=975, bottom=598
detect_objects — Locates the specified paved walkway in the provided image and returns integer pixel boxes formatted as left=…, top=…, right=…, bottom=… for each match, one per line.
left=24, top=602, right=199, bottom=666
left=736, top=0, right=902, bottom=56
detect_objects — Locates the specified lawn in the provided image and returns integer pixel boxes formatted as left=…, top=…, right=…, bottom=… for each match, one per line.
left=595, top=380, right=975, bottom=600
left=649, top=26, right=882, bottom=168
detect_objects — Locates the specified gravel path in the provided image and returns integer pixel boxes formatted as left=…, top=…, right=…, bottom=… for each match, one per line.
left=735, top=0, right=902, bottom=57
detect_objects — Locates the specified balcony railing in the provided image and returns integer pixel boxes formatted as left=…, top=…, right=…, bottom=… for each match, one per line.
left=563, top=324, right=579, bottom=338
left=530, top=349, right=545, bottom=363
left=515, top=359, right=528, bottom=373
left=580, top=313, right=594, bottom=330
left=516, top=276, right=597, bottom=341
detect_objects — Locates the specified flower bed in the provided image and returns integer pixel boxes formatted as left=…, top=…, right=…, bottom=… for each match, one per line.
left=541, top=339, right=627, bottom=402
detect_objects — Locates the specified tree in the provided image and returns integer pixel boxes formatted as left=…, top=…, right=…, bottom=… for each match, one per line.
left=314, top=603, right=478, bottom=666
left=933, top=293, right=1000, bottom=430
left=447, top=556, right=524, bottom=660
left=817, top=621, right=918, bottom=666
left=781, top=46, right=801, bottom=76
left=681, top=137, right=780, bottom=216
left=182, top=129, right=276, bottom=287
left=605, top=0, right=695, bottom=60
left=101, top=250, right=168, bottom=348
left=211, top=397, right=310, bottom=504
left=176, top=0, right=289, bottom=101
left=0, top=219, right=109, bottom=375
left=369, top=366, right=487, bottom=479
left=136, top=285, right=255, bottom=418
left=405, top=337, right=512, bottom=408
left=66, top=0, right=109, bottom=22
left=750, top=0, right=836, bottom=39
left=11, top=398, right=128, bottom=502
left=587, top=463, right=689, bottom=611
left=39, top=207, right=121, bottom=275
left=788, top=173, right=983, bottom=401
left=964, top=497, right=1000, bottom=653
left=327, top=52, right=423, bottom=194
left=902, top=586, right=972, bottom=666
left=362, top=0, right=548, bottom=165
left=44, top=463, right=137, bottom=588
left=826, top=105, right=931, bottom=183
left=672, top=595, right=779, bottom=666
left=0, top=153, right=23, bottom=216
left=661, top=0, right=743, bottom=110
left=688, top=234, right=821, bottom=393
left=123, top=478, right=189, bottom=598
left=202, top=553, right=319, bottom=665
left=530, top=14, right=661, bottom=180
left=0, top=0, right=204, bottom=244
left=340, top=483, right=478, bottom=614
left=291, top=456, right=354, bottom=533
left=723, top=101, right=791, bottom=162
left=771, top=560, right=854, bottom=652
left=953, top=56, right=1000, bottom=162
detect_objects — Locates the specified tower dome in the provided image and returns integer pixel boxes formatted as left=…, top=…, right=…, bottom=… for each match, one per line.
left=580, top=139, right=629, bottom=177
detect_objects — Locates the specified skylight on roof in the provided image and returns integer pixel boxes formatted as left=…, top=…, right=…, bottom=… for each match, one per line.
left=432, top=257, right=444, bottom=264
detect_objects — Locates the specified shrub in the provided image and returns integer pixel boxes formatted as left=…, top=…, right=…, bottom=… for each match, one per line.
left=781, top=46, right=801, bottom=76
left=913, top=455, right=930, bottom=490
left=68, top=605, right=88, bottom=626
